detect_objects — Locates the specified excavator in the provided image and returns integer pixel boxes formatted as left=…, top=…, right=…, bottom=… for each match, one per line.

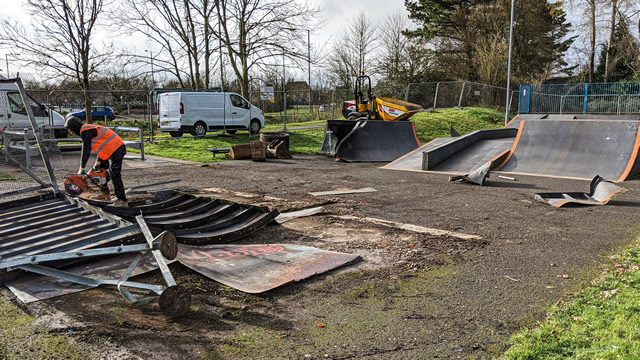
left=319, top=75, right=423, bottom=162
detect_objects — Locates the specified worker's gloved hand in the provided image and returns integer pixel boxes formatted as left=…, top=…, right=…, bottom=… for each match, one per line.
left=93, top=163, right=102, bottom=172
left=78, top=168, right=86, bottom=175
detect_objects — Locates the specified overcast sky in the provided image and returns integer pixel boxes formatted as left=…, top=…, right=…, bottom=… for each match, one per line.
left=0, top=0, right=409, bottom=80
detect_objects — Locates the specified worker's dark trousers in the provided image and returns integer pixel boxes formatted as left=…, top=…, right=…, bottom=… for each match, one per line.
left=100, top=145, right=127, bottom=201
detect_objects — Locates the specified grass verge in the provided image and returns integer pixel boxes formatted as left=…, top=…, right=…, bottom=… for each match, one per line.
left=0, top=296, right=87, bottom=359
left=133, top=107, right=508, bottom=163
left=0, top=173, right=16, bottom=181
left=503, top=243, right=640, bottom=359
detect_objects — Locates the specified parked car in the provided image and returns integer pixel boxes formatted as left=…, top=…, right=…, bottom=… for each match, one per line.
left=68, top=106, right=116, bottom=121
left=318, top=103, right=335, bottom=112
left=157, top=91, right=264, bottom=137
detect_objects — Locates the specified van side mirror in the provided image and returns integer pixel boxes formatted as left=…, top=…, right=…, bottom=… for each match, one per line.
left=40, top=104, right=46, bottom=110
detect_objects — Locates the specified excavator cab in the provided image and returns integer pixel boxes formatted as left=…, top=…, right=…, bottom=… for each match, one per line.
left=342, top=75, right=374, bottom=120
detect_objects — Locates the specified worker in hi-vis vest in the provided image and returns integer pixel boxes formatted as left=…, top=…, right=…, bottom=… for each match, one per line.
left=65, top=116, right=128, bottom=204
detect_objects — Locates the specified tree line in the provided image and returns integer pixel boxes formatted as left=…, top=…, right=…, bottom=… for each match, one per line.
left=0, top=0, right=638, bottom=116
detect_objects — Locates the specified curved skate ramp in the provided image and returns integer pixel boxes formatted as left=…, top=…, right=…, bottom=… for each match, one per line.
left=498, top=119, right=640, bottom=181
left=336, top=120, right=421, bottom=162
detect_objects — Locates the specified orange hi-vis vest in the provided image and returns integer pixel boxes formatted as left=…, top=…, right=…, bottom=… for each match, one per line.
left=79, top=124, right=125, bottom=160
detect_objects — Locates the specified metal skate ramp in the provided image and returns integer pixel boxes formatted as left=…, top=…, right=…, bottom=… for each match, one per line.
left=497, top=119, right=640, bottom=181
left=320, top=120, right=421, bottom=162
left=383, top=128, right=516, bottom=174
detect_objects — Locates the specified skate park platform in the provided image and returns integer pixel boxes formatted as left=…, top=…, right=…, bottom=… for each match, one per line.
left=384, top=114, right=640, bottom=181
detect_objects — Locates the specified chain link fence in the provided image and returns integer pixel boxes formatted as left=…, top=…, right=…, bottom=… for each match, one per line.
left=247, top=80, right=517, bottom=130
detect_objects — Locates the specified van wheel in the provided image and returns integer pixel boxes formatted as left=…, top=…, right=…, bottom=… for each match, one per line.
left=249, top=119, right=261, bottom=134
left=192, top=122, right=207, bottom=136
left=170, top=131, right=183, bottom=138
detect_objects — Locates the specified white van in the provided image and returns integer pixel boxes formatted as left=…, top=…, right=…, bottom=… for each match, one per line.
left=0, top=83, right=66, bottom=137
left=157, top=91, right=265, bottom=137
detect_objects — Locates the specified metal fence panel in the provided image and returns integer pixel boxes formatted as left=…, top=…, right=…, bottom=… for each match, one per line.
left=1, top=79, right=61, bottom=205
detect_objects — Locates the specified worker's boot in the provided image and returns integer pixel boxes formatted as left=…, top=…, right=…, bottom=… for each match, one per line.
left=112, top=199, right=128, bottom=207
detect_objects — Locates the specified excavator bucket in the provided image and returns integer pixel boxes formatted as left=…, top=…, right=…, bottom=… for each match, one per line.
left=374, top=97, right=423, bottom=121
left=319, top=120, right=421, bottom=162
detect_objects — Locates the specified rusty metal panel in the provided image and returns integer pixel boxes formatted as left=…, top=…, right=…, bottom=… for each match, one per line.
left=177, top=244, right=361, bottom=293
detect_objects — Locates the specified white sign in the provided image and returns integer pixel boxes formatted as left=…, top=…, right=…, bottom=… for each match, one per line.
left=260, top=86, right=274, bottom=101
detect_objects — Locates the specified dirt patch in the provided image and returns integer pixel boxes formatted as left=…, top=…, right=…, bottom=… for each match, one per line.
left=7, top=154, right=640, bottom=359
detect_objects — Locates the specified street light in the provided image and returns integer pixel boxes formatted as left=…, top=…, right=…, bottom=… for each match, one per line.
left=504, top=0, right=515, bottom=125
left=307, top=30, right=311, bottom=114
left=144, top=50, right=156, bottom=89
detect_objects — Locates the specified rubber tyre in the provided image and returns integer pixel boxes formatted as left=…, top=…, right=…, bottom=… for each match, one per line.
left=192, top=122, right=207, bottom=136
left=249, top=119, right=261, bottom=135
left=169, top=131, right=183, bottom=138
left=226, top=130, right=237, bottom=135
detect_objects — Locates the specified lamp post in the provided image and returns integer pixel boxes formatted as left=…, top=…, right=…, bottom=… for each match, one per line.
left=6, top=53, right=20, bottom=78
left=144, top=50, right=155, bottom=89
left=307, top=29, right=311, bottom=114
left=504, top=0, right=515, bottom=125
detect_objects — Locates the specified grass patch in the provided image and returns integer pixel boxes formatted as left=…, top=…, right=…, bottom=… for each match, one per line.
left=412, top=107, right=507, bottom=144
left=504, top=244, right=640, bottom=359
left=135, top=107, right=509, bottom=162
left=0, top=297, right=87, bottom=359
left=0, top=173, right=16, bottom=181
left=218, top=328, right=290, bottom=358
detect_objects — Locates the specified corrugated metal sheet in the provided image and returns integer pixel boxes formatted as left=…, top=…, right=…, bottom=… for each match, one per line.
left=0, top=194, right=140, bottom=261
left=98, top=191, right=279, bottom=245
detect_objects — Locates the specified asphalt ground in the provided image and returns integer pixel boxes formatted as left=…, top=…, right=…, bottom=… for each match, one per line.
left=8, top=153, right=640, bottom=358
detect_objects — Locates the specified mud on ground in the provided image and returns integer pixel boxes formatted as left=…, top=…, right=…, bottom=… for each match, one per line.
left=12, top=155, right=640, bottom=359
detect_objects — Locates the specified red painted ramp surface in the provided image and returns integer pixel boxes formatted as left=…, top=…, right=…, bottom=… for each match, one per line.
left=498, top=119, right=640, bottom=181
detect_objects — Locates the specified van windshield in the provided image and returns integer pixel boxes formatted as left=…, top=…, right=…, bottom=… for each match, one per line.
left=7, top=92, right=48, bottom=117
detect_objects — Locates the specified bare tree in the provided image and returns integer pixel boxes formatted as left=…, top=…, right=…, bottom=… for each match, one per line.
left=213, top=0, right=318, bottom=98
left=376, top=12, right=409, bottom=85
left=118, top=0, right=218, bottom=90
left=0, top=0, right=109, bottom=118
left=327, top=11, right=377, bottom=87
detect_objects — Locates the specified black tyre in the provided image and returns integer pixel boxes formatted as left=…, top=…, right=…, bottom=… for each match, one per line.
left=192, top=122, right=207, bottom=136
left=170, top=131, right=183, bottom=138
left=226, top=130, right=237, bottom=135
left=249, top=119, right=261, bottom=134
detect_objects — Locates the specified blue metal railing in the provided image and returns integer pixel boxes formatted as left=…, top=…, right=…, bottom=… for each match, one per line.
left=519, top=82, right=640, bottom=114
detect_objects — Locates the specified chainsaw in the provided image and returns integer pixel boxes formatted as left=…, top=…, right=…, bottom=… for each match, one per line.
left=63, top=168, right=110, bottom=197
